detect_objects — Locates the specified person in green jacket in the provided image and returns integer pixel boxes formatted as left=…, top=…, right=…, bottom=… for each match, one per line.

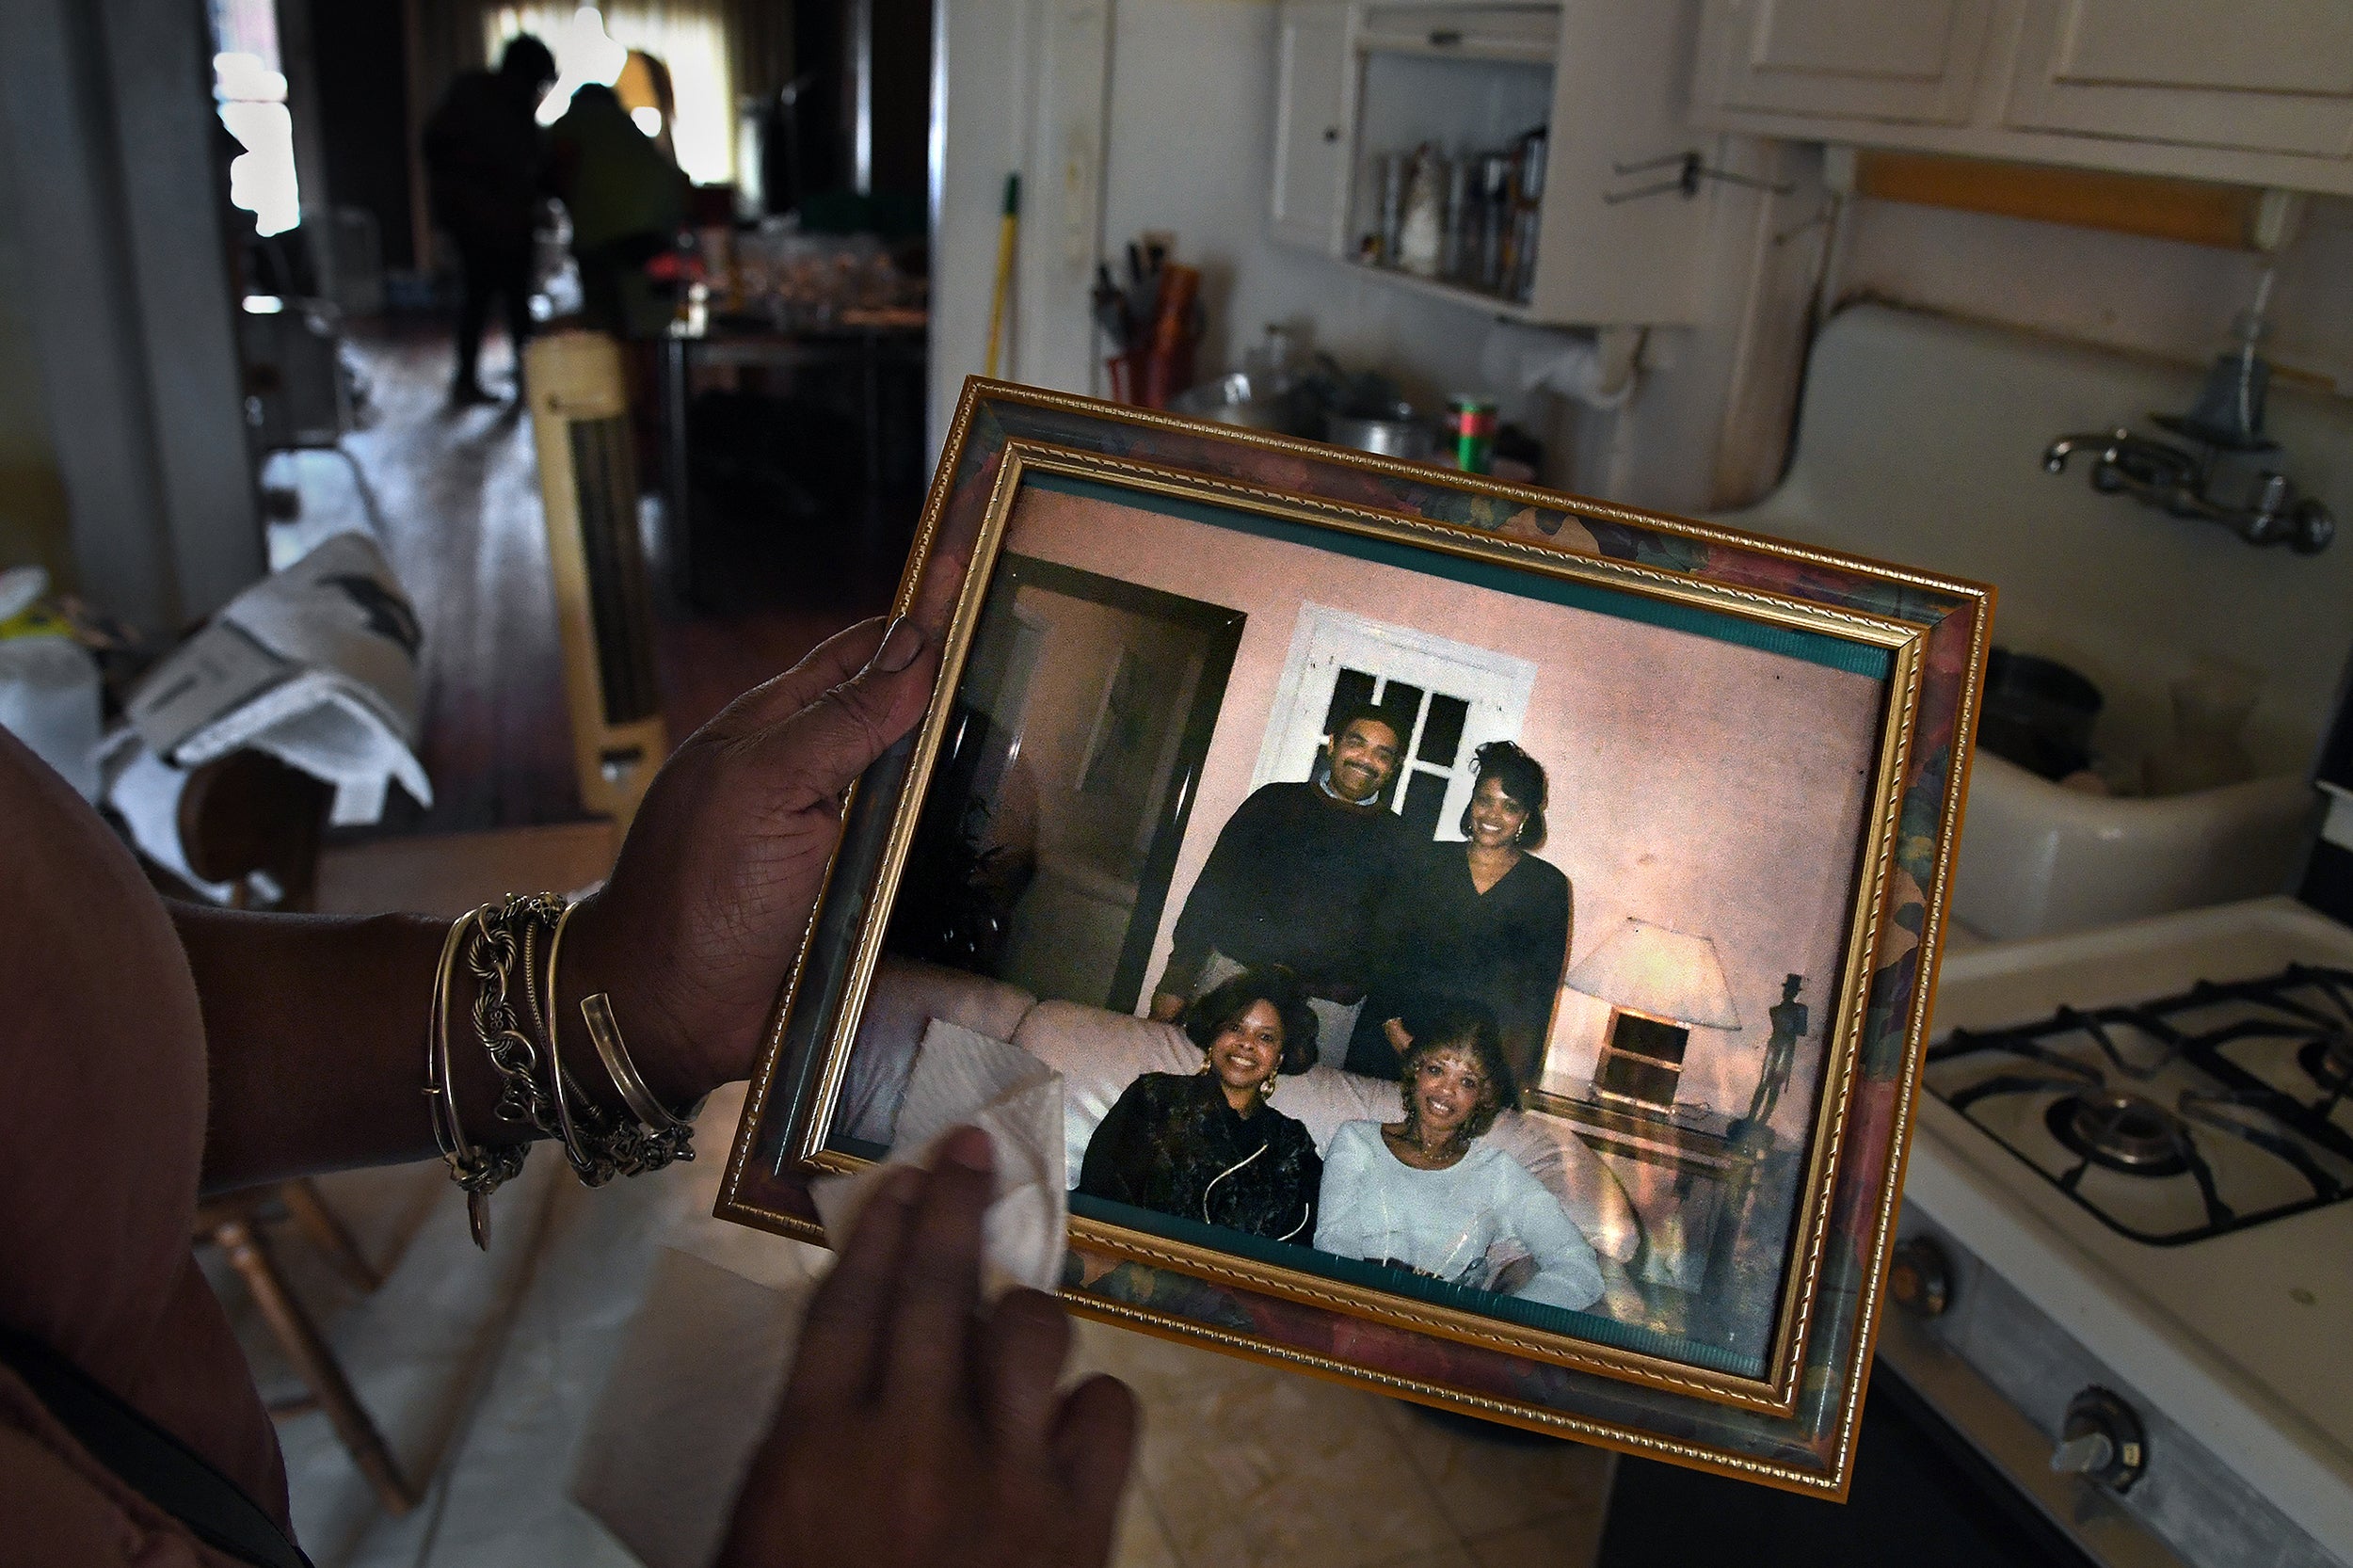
left=548, top=82, right=689, bottom=339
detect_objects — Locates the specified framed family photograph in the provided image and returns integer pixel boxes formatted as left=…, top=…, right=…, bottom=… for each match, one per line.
left=717, top=377, right=1992, bottom=1496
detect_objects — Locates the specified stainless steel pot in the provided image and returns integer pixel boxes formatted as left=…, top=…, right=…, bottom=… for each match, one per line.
left=1170, top=372, right=1294, bottom=431
left=1324, top=404, right=1435, bottom=461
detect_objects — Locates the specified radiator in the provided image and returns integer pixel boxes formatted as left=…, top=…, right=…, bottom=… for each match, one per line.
left=524, top=330, right=667, bottom=827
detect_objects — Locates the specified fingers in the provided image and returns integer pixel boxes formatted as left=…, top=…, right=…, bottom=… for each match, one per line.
left=883, top=1126, right=996, bottom=1407
left=1050, top=1373, right=1141, bottom=1564
left=703, top=547, right=968, bottom=741
left=703, top=618, right=890, bottom=739
left=786, top=1165, right=920, bottom=1413
left=973, top=1288, right=1073, bottom=1446
left=746, top=620, right=942, bottom=813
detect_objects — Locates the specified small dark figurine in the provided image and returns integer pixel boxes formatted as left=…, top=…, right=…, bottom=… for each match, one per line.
left=1739, top=974, right=1808, bottom=1137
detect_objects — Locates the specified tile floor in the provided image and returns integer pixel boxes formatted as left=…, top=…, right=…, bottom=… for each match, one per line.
left=218, top=1085, right=1613, bottom=1568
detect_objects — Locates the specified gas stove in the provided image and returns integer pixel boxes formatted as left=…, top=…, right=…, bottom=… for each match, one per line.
left=1888, top=899, right=2353, bottom=1568
left=1926, top=965, right=2353, bottom=1246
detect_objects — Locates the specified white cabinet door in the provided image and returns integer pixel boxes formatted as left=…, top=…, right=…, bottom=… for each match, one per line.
left=1697, top=0, right=1995, bottom=125
left=2003, top=0, right=2353, bottom=160
left=1271, top=2, right=1354, bottom=253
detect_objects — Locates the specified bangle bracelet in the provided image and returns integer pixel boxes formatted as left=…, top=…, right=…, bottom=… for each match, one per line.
left=541, top=899, right=632, bottom=1186
left=426, top=910, right=528, bottom=1249
left=581, top=993, right=696, bottom=1170
left=581, top=992, right=693, bottom=1134
left=537, top=901, right=690, bottom=1179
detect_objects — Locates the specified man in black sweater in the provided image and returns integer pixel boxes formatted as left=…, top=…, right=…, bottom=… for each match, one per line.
left=1148, top=706, right=1409, bottom=1043
left=424, top=36, right=556, bottom=405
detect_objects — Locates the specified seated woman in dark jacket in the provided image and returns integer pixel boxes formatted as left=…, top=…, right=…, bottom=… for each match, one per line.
left=1077, top=968, right=1323, bottom=1242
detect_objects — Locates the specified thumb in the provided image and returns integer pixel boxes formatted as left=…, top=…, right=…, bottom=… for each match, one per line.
left=747, top=616, right=939, bottom=811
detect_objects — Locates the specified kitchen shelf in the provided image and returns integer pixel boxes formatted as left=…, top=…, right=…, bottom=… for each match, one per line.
left=1270, top=0, right=1715, bottom=327
left=1344, top=258, right=1535, bottom=320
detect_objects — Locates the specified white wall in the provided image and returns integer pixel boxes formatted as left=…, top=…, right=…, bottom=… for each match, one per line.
left=933, top=0, right=2353, bottom=527
left=1833, top=194, right=2353, bottom=396
left=931, top=0, right=1594, bottom=467
left=0, top=0, right=262, bottom=629
left=1098, top=0, right=1557, bottom=428
left=1588, top=187, right=2353, bottom=517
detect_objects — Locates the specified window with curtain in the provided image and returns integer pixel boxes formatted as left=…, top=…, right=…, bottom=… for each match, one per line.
left=485, top=4, right=735, bottom=186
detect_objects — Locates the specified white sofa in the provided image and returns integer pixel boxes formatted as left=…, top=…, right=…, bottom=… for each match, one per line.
left=839, top=956, right=1643, bottom=1265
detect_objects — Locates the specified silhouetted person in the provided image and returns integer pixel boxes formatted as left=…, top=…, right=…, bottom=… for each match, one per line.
left=548, top=82, right=689, bottom=339
left=424, top=35, right=556, bottom=406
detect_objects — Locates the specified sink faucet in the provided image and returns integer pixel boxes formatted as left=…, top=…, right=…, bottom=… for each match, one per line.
left=2043, top=428, right=2336, bottom=554
left=2046, top=276, right=2335, bottom=554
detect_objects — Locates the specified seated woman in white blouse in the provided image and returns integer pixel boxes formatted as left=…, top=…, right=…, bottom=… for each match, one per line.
left=1314, top=1004, right=1605, bottom=1311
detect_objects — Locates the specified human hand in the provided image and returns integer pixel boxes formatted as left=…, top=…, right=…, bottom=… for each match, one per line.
left=1147, top=991, right=1186, bottom=1024
left=1383, top=1016, right=1413, bottom=1054
left=718, top=1128, right=1138, bottom=1568
left=564, top=568, right=959, bottom=1106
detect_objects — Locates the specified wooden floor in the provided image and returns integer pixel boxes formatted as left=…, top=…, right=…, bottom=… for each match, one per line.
left=287, top=326, right=900, bottom=838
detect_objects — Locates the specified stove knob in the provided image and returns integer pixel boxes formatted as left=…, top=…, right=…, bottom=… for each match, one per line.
left=1888, top=1236, right=1951, bottom=1318
left=2051, top=1386, right=2147, bottom=1493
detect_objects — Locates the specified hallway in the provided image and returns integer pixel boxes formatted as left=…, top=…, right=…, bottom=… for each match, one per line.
left=275, top=324, right=897, bottom=840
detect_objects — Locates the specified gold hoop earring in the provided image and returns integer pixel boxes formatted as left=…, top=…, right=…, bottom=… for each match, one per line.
left=1258, top=1076, right=1277, bottom=1100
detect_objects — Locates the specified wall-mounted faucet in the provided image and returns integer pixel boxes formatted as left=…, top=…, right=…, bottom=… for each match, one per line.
left=2044, top=271, right=2334, bottom=555
left=2042, top=426, right=2335, bottom=553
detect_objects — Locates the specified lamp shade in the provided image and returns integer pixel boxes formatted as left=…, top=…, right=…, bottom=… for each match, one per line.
left=1563, top=919, right=1742, bottom=1032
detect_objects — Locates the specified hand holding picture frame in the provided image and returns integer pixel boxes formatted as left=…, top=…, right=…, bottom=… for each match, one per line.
left=717, top=377, right=1991, bottom=1496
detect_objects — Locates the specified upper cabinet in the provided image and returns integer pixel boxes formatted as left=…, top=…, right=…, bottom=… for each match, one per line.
left=2003, top=1, right=2353, bottom=160
left=1273, top=4, right=1355, bottom=252
left=1699, top=0, right=1996, bottom=126
left=1692, top=0, right=2353, bottom=195
left=1269, top=0, right=1722, bottom=326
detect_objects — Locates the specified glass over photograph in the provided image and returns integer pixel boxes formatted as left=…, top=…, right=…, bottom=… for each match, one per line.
left=817, top=465, right=1897, bottom=1381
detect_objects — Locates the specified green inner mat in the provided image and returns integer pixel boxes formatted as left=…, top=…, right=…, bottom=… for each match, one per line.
left=1024, top=470, right=1892, bottom=681
left=1068, top=1192, right=1769, bottom=1380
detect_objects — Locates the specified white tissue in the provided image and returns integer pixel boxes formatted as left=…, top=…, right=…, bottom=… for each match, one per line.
left=811, top=1017, right=1068, bottom=1295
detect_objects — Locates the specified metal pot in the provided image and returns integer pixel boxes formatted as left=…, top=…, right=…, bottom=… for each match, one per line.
left=1324, top=403, right=1434, bottom=461
left=1170, top=372, right=1295, bottom=432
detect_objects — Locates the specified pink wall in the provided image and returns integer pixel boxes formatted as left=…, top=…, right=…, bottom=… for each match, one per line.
left=1002, top=488, right=1886, bottom=1140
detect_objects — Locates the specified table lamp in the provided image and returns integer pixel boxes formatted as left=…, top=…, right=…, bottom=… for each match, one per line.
left=1565, top=918, right=1743, bottom=1114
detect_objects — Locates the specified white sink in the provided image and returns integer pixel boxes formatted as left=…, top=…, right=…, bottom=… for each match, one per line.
left=1712, top=305, right=2353, bottom=939
left=1949, top=754, right=2318, bottom=940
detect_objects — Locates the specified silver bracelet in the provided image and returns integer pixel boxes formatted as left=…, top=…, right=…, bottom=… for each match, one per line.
left=426, top=909, right=528, bottom=1249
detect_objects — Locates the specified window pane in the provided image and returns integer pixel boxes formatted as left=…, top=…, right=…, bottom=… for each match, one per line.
left=1374, top=682, right=1424, bottom=760
left=1418, top=694, right=1467, bottom=765
left=1400, top=767, right=1449, bottom=840
left=1323, top=667, right=1375, bottom=733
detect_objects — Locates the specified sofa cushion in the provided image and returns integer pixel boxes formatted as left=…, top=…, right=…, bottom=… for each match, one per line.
left=1007, top=1000, right=1199, bottom=1187
left=837, top=956, right=1039, bottom=1146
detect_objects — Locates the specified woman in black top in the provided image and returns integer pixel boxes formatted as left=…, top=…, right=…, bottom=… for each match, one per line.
left=1345, top=741, right=1572, bottom=1097
left=1078, top=968, right=1323, bottom=1242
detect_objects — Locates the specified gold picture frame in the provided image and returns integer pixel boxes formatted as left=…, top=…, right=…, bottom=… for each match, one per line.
left=717, top=378, right=1992, bottom=1496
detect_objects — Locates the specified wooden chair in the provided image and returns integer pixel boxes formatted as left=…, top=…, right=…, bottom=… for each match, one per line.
left=177, top=750, right=418, bottom=1515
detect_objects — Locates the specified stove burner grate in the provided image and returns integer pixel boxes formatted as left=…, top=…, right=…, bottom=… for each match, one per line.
left=1929, top=963, right=2353, bottom=1246
left=2300, top=1034, right=2353, bottom=1097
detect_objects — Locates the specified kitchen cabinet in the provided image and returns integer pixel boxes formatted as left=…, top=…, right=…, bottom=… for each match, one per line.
left=1272, top=3, right=1354, bottom=253
left=1697, top=0, right=1995, bottom=127
left=1691, top=0, right=2353, bottom=196
left=1267, top=0, right=1721, bottom=326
